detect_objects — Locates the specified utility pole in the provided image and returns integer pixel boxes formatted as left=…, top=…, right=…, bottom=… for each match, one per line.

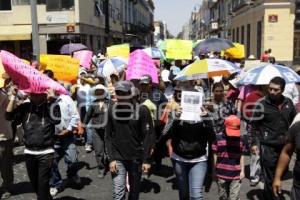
left=30, top=0, right=40, bottom=62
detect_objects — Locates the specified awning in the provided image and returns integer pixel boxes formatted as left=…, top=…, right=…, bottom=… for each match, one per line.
left=0, top=25, right=32, bottom=41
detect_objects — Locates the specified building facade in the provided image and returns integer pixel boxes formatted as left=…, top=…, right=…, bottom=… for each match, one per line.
left=122, top=0, right=154, bottom=46
left=0, top=0, right=154, bottom=59
left=230, top=0, right=295, bottom=63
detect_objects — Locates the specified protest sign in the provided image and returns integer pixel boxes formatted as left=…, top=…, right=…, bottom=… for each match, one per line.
left=180, top=91, right=203, bottom=121
left=73, top=50, right=93, bottom=69
left=126, top=50, right=158, bottom=83
left=107, top=44, right=130, bottom=59
left=41, top=55, right=80, bottom=83
left=0, top=50, right=67, bottom=94
left=166, top=39, right=193, bottom=60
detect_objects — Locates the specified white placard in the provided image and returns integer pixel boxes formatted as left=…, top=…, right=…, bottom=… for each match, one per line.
left=180, top=91, right=203, bottom=121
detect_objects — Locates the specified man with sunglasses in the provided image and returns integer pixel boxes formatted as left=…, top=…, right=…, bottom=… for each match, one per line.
left=250, top=76, right=296, bottom=200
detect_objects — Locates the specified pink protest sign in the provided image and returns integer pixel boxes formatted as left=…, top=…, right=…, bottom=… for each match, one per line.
left=73, top=50, right=93, bottom=69
left=0, top=50, right=67, bottom=94
left=126, top=50, right=158, bottom=83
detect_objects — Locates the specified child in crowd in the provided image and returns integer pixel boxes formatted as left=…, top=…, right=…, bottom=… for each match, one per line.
left=213, top=115, right=246, bottom=200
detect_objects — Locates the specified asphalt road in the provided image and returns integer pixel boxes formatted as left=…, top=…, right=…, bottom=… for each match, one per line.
left=3, top=145, right=294, bottom=200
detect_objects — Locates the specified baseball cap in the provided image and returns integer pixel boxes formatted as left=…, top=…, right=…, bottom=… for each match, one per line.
left=139, top=75, right=152, bottom=84
left=114, top=81, right=132, bottom=93
left=224, top=115, right=241, bottom=137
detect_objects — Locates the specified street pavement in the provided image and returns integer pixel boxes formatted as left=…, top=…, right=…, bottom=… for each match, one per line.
left=4, top=145, right=294, bottom=200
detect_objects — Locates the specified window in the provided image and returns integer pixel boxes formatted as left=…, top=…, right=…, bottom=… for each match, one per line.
left=46, top=0, right=74, bottom=11
left=247, top=24, right=251, bottom=57
left=12, top=0, right=45, bottom=5
left=257, top=21, right=262, bottom=58
left=236, top=27, right=239, bottom=43
left=232, top=29, right=235, bottom=42
left=0, top=0, right=12, bottom=10
left=241, top=25, right=245, bottom=45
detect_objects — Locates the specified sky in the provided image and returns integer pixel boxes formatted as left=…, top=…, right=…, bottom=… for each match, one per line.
left=153, top=0, right=201, bottom=36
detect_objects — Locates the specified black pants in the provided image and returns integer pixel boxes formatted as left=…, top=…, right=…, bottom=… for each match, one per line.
left=25, top=153, right=54, bottom=200
left=92, top=128, right=106, bottom=171
left=0, top=140, right=14, bottom=191
left=260, top=145, right=285, bottom=200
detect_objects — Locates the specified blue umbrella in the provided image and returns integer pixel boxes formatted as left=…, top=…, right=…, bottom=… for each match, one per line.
left=239, top=64, right=300, bottom=85
left=60, top=43, right=88, bottom=55
left=97, top=57, right=128, bottom=77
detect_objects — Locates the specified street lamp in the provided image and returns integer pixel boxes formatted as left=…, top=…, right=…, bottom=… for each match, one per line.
left=30, top=0, right=40, bottom=62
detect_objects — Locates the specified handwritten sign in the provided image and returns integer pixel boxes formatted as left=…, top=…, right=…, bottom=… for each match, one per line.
left=107, top=44, right=130, bottom=59
left=0, top=50, right=67, bottom=94
left=41, top=54, right=80, bottom=83
left=166, top=39, right=193, bottom=60
left=0, top=57, right=5, bottom=88
left=126, top=50, right=158, bottom=83
left=73, top=50, right=93, bottom=69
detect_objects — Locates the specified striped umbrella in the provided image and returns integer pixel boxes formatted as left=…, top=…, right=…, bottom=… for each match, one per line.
left=239, top=64, right=300, bottom=85
left=175, top=59, right=240, bottom=81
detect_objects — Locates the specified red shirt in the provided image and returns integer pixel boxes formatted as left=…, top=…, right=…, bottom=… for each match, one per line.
left=243, top=90, right=263, bottom=118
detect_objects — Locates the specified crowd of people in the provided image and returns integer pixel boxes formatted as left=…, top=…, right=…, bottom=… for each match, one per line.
left=1, top=47, right=300, bottom=200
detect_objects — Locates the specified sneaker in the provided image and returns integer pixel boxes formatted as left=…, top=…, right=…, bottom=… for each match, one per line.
left=250, top=181, right=259, bottom=187
left=50, top=187, right=58, bottom=197
left=1, top=191, right=11, bottom=199
left=85, top=144, right=92, bottom=153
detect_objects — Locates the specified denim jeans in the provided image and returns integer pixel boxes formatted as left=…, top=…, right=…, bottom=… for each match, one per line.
left=25, top=153, right=54, bottom=200
left=172, top=159, right=207, bottom=200
left=50, top=136, right=78, bottom=189
left=217, top=179, right=241, bottom=200
left=85, top=124, right=93, bottom=146
left=111, top=160, right=142, bottom=200
left=91, top=128, right=106, bottom=170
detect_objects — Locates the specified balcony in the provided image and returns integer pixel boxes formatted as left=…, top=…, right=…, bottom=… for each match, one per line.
left=232, top=0, right=252, bottom=12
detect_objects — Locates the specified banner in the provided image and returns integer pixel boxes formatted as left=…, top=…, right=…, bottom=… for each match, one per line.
left=0, top=51, right=67, bottom=94
left=41, top=54, right=80, bottom=83
left=166, top=39, right=193, bottom=60
left=107, top=44, right=130, bottom=59
left=126, top=50, right=158, bottom=83
left=73, top=50, right=93, bottom=69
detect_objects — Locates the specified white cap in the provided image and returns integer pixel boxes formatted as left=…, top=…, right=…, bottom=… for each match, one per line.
left=161, top=69, right=170, bottom=82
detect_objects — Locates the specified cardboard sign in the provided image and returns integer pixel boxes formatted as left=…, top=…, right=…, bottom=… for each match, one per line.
left=107, top=44, right=130, bottom=59
left=73, top=50, right=93, bottom=69
left=166, top=39, right=193, bottom=60
left=41, top=54, right=80, bottom=83
left=126, top=50, right=158, bottom=83
left=0, top=51, right=67, bottom=94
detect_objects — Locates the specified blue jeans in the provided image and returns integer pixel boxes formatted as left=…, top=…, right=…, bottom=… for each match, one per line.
left=85, top=124, right=93, bottom=146
left=172, top=159, right=207, bottom=200
left=50, top=136, right=78, bottom=189
left=111, top=160, right=142, bottom=200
